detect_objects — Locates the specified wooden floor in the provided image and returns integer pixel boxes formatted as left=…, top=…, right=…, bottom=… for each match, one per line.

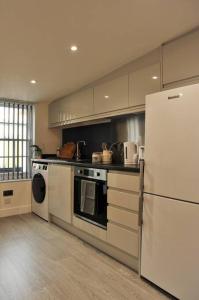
left=0, top=214, right=170, bottom=300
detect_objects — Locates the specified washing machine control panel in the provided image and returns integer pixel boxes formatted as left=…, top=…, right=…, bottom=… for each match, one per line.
left=32, top=163, right=48, bottom=171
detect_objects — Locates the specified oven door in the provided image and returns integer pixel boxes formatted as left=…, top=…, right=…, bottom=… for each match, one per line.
left=74, top=176, right=107, bottom=228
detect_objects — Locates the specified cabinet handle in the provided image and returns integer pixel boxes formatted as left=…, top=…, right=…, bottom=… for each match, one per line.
left=168, top=93, right=183, bottom=100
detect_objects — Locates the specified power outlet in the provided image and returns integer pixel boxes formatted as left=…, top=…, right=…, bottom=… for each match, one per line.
left=3, top=190, right=13, bottom=205
left=3, top=190, right=13, bottom=197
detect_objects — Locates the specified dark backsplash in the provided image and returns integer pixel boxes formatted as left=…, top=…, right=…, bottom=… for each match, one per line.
left=62, top=113, right=145, bottom=158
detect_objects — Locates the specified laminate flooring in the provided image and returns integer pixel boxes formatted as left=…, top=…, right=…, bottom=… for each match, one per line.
left=0, top=214, right=171, bottom=300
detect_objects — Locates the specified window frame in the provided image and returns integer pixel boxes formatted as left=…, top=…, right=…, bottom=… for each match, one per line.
left=0, top=100, right=34, bottom=181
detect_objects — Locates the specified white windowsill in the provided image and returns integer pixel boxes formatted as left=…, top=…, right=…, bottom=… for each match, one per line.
left=0, top=178, right=32, bottom=183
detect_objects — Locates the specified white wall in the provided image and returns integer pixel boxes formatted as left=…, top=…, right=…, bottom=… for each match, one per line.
left=0, top=180, right=31, bottom=217
left=35, top=101, right=61, bottom=154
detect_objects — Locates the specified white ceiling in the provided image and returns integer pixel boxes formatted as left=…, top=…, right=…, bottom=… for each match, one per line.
left=0, top=0, right=199, bottom=102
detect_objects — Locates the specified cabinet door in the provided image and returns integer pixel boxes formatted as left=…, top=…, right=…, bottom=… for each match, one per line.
left=48, top=164, right=72, bottom=223
left=48, top=99, right=66, bottom=126
left=69, top=88, right=94, bottom=119
left=94, top=75, right=128, bottom=114
left=141, top=194, right=199, bottom=299
left=129, top=63, right=160, bottom=107
left=163, top=29, right=199, bottom=85
left=107, top=222, right=138, bottom=257
left=48, top=101, right=59, bottom=125
left=72, top=215, right=107, bottom=241
left=58, top=98, right=67, bottom=123
left=61, top=97, right=70, bottom=123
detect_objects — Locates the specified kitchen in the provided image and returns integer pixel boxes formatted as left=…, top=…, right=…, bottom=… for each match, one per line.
left=0, top=1, right=199, bottom=299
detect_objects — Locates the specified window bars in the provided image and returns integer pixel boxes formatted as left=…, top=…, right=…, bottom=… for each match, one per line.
left=0, top=100, right=33, bottom=181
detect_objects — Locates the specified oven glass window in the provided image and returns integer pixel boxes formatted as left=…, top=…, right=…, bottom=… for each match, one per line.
left=81, top=180, right=96, bottom=215
left=74, top=176, right=107, bottom=228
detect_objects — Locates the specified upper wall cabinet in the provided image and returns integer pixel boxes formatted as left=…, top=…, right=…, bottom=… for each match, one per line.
left=93, top=75, right=129, bottom=114
left=49, top=51, right=161, bottom=127
left=162, top=30, right=199, bottom=86
left=67, top=88, right=94, bottom=120
left=49, top=98, right=65, bottom=126
left=49, top=101, right=58, bottom=125
left=129, top=63, right=160, bottom=107
left=48, top=88, right=94, bottom=127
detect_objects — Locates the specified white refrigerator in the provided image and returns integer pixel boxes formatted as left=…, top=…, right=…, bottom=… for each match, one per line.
left=141, top=83, right=199, bottom=300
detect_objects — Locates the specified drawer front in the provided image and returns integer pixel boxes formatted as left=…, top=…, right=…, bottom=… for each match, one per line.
left=107, top=222, right=138, bottom=257
left=108, top=172, right=139, bottom=192
left=72, top=216, right=107, bottom=242
left=108, top=189, right=139, bottom=211
left=108, top=206, right=138, bottom=230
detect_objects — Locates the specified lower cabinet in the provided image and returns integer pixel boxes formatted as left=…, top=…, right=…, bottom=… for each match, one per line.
left=107, top=171, right=140, bottom=192
left=107, top=205, right=138, bottom=230
left=72, top=215, right=107, bottom=242
left=107, top=223, right=138, bottom=257
left=107, top=171, right=140, bottom=258
left=48, top=164, right=72, bottom=223
left=48, top=165, right=140, bottom=269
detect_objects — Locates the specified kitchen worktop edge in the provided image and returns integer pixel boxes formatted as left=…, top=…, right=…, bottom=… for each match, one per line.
left=31, top=158, right=140, bottom=173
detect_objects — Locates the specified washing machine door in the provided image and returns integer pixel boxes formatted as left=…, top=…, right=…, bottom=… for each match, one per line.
left=32, top=173, right=46, bottom=203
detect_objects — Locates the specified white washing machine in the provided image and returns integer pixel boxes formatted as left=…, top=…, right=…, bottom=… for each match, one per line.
left=32, top=162, right=49, bottom=221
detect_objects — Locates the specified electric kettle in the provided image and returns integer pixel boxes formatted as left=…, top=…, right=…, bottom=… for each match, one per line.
left=123, top=142, right=137, bottom=165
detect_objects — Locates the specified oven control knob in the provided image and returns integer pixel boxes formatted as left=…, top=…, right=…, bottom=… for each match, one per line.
left=96, top=172, right=100, bottom=176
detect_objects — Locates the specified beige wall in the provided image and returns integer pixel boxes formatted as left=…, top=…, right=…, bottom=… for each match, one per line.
left=0, top=180, right=31, bottom=217
left=35, top=101, right=61, bottom=154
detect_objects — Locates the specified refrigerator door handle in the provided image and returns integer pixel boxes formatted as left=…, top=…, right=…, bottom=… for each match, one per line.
left=138, top=159, right=144, bottom=226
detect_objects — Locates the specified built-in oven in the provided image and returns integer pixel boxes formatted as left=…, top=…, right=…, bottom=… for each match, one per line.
left=74, top=166, right=107, bottom=229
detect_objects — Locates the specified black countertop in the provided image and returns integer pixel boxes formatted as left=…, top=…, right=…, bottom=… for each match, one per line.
left=31, top=158, right=140, bottom=173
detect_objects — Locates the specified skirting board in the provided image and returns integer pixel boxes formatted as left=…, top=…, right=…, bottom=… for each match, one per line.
left=50, top=214, right=138, bottom=272
left=0, top=205, right=31, bottom=218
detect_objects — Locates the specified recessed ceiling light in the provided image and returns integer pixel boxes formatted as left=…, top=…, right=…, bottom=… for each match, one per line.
left=179, top=93, right=183, bottom=97
left=30, top=80, right=37, bottom=84
left=152, top=76, right=158, bottom=80
left=70, top=45, right=78, bottom=52
left=104, top=95, right=109, bottom=99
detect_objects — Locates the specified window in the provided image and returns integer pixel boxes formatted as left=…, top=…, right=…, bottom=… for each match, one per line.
left=0, top=100, right=33, bottom=181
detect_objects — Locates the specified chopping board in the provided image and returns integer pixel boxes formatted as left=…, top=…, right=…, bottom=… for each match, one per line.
left=59, top=143, right=76, bottom=159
